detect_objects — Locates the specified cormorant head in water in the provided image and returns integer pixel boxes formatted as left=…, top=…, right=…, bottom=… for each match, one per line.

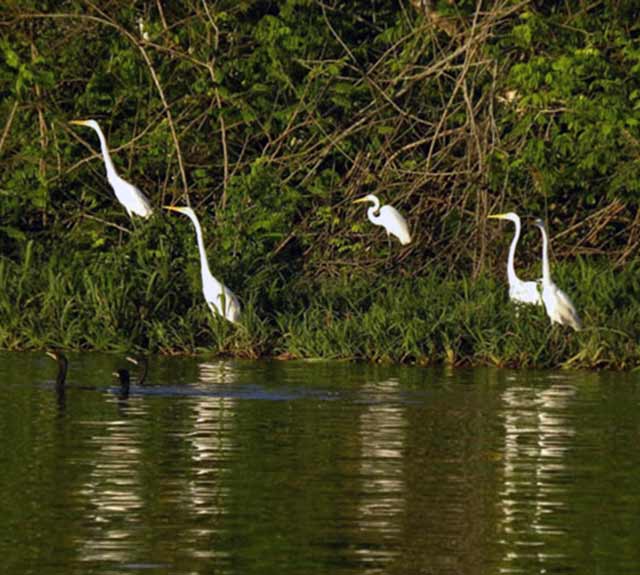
left=46, top=350, right=68, bottom=387
left=126, top=355, right=148, bottom=385
left=113, top=368, right=131, bottom=399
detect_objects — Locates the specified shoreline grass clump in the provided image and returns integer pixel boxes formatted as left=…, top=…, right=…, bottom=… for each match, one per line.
left=1, top=235, right=640, bottom=370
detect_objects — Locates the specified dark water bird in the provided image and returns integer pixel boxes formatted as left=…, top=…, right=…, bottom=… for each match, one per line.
left=46, top=350, right=132, bottom=399
left=46, top=350, right=68, bottom=387
left=113, top=368, right=131, bottom=399
left=532, top=218, right=582, bottom=331
left=46, top=350, right=68, bottom=409
left=126, top=355, right=148, bottom=385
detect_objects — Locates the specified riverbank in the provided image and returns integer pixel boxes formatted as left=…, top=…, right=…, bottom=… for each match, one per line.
left=2, top=240, right=638, bottom=370
left=3, top=3, right=640, bottom=371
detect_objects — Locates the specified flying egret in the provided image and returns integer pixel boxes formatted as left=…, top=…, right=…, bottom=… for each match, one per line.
left=488, top=212, right=542, bottom=306
left=353, top=194, right=412, bottom=245
left=163, top=206, right=241, bottom=324
left=69, top=119, right=153, bottom=219
left=532, top=218, right=582, bottom=331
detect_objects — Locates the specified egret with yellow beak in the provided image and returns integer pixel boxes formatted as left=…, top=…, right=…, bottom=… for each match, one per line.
left=353, top=194, right=411, bottom=245
left=163, top=206, right=241, bottom=324
left=488, top=212, right=542, bottom=306
left=532, top=218, right=582, bottom=331
left=70, top=119, right=153, bottom=219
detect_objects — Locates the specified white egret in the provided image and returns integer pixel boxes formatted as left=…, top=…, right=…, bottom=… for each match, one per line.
left=164, top=206, right=241, bottom=324
left=353, top=194, right=412, bottom=245
left=70, top=119, right=153, bottom=219
left=488, top=212, right=542, bottom=306
left=533, top=218, right=582, bottom=331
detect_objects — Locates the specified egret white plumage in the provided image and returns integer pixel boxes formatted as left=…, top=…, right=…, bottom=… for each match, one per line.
left=533, top=218, right=582, bottom=331
left=488, top=212, right=542, bottom=306
left=70, top=119, right=153, bottom=219
left=163, top=206, right=241, bottom=324
left=353, top=194, right=411, bottom=245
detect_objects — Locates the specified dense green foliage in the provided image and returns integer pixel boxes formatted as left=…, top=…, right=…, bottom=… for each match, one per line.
left=1, top=1, right=640, bottom=366
left=2, top=239, right=640, bottom=369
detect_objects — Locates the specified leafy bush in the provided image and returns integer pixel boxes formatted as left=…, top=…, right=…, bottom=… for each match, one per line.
left=1, top=1, right=640, bottom=364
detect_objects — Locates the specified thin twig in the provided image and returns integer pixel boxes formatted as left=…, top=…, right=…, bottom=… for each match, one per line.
left=0, top=100, right=19, bottom=156
left=24, top=6, right=192, bottom=203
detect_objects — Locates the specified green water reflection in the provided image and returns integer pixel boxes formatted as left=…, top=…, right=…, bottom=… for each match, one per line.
left=0, top=353, right=639, bottom=574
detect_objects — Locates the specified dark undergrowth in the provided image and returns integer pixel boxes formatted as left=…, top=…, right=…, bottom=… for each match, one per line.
left=2, top=228, right=639, bottom=370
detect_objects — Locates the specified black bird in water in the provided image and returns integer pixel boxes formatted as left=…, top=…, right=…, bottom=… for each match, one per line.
left=46, top=350, right=67, bottom=408
left=46, top=350, right=68, bottom=388
left=47, top=350, right=130, bottom=398
left=126, top=355, right=148, bottom=385
left=111, top=356, right=149, bottom=400
left=112, top=368, right=131, bottom=399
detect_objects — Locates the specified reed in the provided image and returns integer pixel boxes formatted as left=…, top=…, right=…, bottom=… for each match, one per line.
left=1, top=238, right=639, bottom=369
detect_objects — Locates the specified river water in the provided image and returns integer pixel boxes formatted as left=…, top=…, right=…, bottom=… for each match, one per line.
left=0, top=352, right=639, bottom=574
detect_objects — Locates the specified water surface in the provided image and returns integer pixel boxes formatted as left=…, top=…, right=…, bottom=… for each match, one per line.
left=1, top=352, right=639, bottom=574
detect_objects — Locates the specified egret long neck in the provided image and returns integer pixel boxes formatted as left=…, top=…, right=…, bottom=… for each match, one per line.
left=367, top=196, right=381, bottom=224
left=506, top=218, right=521, bottom=285
left=91, top=124, right=118, bottom=181
left=540, top=225, right=551, bottom=284
left=187, top=213, right=213, bottom=281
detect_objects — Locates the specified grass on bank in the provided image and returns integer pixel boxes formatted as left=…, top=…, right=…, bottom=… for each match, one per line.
left=1, top=233, right=640, bottom=370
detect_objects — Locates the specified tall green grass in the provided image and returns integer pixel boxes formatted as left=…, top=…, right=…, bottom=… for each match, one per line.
left=1, top=234, right=639, bottom=369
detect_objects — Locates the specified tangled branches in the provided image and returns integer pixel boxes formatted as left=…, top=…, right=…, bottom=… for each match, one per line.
left=1, top=1, right=639, bottom=280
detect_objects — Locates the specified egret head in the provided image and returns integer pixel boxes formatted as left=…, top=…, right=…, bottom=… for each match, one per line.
left=532, top=217, right=546, bottom=230
left=70, top=119, right=99, bottom=130
left=126, top=356, right=139, bottom=366
left=163, top=205, right=195, bottom=218
left=353, top=194, right=378, bottom=206
left=487, top=212, right=519, bottom=224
